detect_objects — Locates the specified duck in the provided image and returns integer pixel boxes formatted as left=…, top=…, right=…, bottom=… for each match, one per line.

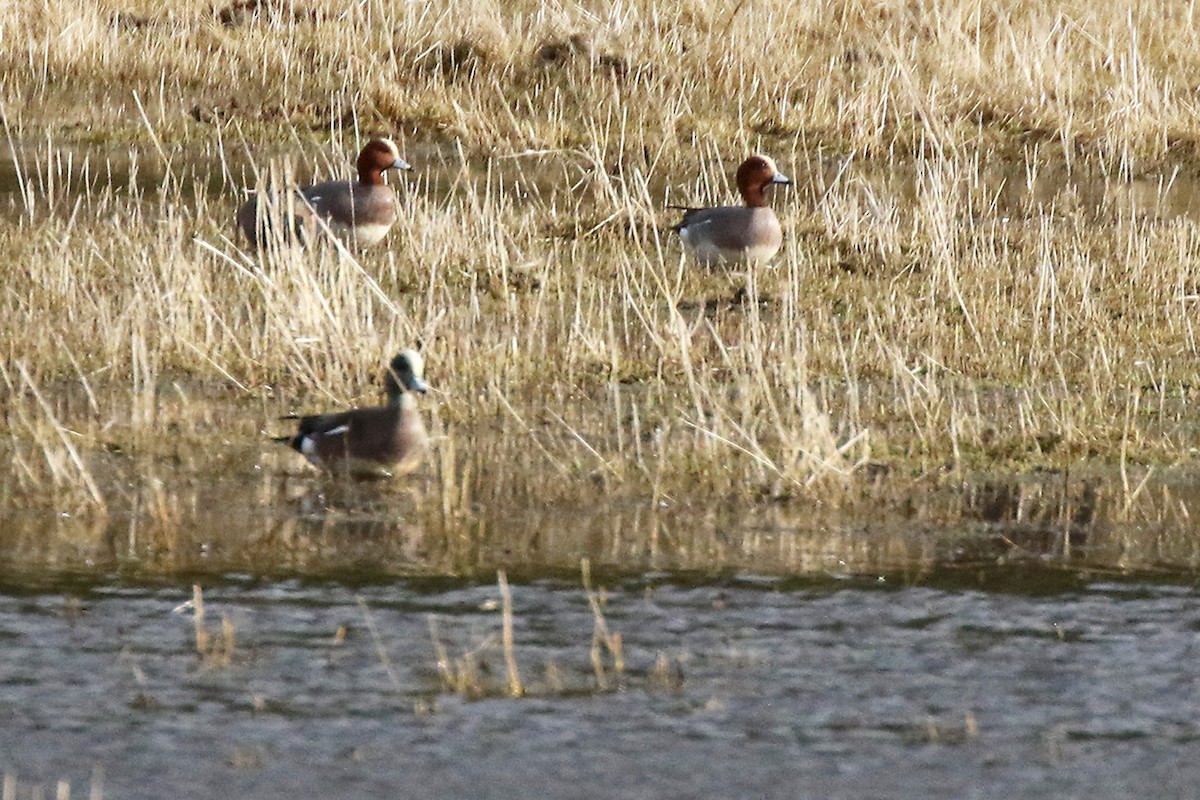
left=238, top=137, right=411, bottom=248
left=671, top=155, right=791, bottom=267
left=274, top=349, right=429, bottom=478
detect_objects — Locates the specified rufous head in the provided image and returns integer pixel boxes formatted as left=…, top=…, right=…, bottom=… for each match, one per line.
left=357, top=138, right=412, bottom=185
left=735, top=154, right=790, bottom=207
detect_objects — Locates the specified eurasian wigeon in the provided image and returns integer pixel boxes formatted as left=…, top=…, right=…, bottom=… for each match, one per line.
left=274, top=350, right=430, bottom=478
left=238, top=137, right=411, bottom=248
left=672, top=154, right=791, bottom=266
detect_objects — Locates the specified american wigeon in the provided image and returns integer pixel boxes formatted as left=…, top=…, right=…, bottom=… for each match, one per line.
left=672, top=155, right=791, bottom=267
left=274, top=350, right=429, bottom=477
left=238, top=137, right=411, bottom=248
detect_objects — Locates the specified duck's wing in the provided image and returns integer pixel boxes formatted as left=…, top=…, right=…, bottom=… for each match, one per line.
left=238, top=189, right=315, bottom=246
left=311, top=406, right=405, bottom=466
left=667, top=205, right=707, bottom=233
left=293, top=409, right=355, bottom=438
left=676, top=207, right=769, bottom=251
left=272, top=408, right=356, bottom=456
left=670, top=205, right=744, bottom=234
left=299, top=180, right=343, bottom=215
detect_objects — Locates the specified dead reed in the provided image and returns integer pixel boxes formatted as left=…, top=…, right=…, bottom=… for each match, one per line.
left=426, top=565, right=632, bottom=698
left=1, top=127, right=1195, bottom=514
left=181, top=584, right=237, bottom=669
left=5, top=0, right=1200, bottom=171
left=1, top=769, right=105, bottom=800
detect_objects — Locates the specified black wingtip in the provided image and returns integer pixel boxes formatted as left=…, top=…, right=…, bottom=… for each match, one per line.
left=271, top=434, right=303, bottom=453
left=667, top=204, right=698, bottom=234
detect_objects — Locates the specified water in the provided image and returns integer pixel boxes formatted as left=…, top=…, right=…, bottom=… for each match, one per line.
left=3, top=573, right=1200, bottom=798
left=2, top=363, right=1199, bottom=799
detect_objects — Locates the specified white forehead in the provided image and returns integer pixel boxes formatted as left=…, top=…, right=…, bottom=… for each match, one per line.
left=399, top=348, right=424, bottom=376
left=756, top=154, right=780, bottom=175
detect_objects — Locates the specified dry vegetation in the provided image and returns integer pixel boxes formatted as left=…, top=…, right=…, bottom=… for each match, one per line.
left=1, top=0, right=1199, bottom=572
left=7, top=0, right=1200, bottom=164
left=2, top=770, right=106, bottom=800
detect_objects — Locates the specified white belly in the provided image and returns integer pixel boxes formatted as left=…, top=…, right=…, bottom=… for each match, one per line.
left=682, top=235, right=746, bottom=267
left=681, top=235, right=781, bottom=267
left=328, top=221, right=393, bottom=247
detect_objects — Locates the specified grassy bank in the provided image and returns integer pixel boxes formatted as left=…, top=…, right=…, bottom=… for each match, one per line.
left=5, top=0, right=1200, bottom=166
left=2, top=135, right=1196, bottom=512
left=0, top=1, right=1198, bottom=567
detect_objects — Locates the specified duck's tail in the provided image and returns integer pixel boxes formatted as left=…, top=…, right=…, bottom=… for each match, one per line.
left=666, top=204, right=701, bottom=233
left=270, top=433, right=303, bottom=452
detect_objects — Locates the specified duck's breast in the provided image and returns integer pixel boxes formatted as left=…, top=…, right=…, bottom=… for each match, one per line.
left=392, top=401, right=429, bottom=475
left=304, top=181, right=398, bottom=246
left=679, top=206, right=782, bottom=266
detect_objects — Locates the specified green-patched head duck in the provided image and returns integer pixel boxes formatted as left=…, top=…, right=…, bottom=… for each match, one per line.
left=274, top=349, right=429, bottom=478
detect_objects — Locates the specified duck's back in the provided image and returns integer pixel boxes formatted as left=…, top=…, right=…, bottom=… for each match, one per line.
left=237, top=191, right=315, bottom=247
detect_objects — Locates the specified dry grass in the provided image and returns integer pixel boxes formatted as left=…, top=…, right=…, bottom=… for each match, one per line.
left=0, top=128, right=1194, bottom=511
left=6, top=0, right=1200, bottom=168
left=426, top=566, right=630, bottom=698
left=0, top=0, right=1198, bottom=570
left=180, top=584, right=237, bottom=668
left=2, top=770, right=105, bottom=800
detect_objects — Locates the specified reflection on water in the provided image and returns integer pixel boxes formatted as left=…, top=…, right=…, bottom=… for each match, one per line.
left=1, top=424, right=1198, bottom=580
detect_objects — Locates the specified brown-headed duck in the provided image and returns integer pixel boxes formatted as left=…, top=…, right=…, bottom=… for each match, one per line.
left=672, top=155, right=791, bottom=266
left=239, top=137, right=411, bottom=248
